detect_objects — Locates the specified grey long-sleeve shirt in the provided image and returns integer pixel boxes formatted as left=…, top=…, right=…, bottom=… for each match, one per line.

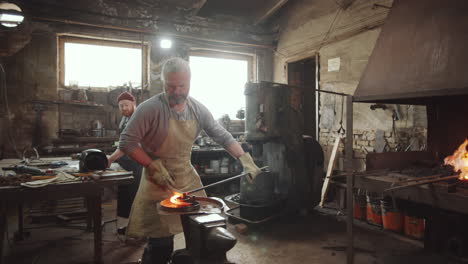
left=119, top=93, right=236, bottom=155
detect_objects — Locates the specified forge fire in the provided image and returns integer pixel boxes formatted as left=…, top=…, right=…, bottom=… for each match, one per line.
left=444, top=139, right=468, bottom=180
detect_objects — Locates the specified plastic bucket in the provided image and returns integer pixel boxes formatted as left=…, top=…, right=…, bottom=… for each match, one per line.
left=366, top=193, right=382, bottom=226
left=381, top=198, right=403, bottom=232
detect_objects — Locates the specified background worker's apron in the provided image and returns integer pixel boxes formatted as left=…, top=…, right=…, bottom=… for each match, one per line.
left=126, top=111, right=206, bottom=238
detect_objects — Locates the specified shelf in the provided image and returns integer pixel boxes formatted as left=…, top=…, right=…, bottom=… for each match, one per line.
left=41, top=146, right=115, bottom=155
left=32, top=99, right=105, bottom=107
left=192, top=147, right=226, bottom=153
left=53, top=136, right=118, bottom=144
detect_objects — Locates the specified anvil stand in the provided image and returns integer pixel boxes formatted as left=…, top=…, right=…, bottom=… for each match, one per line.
left=171, top=213, right=236, bottom=264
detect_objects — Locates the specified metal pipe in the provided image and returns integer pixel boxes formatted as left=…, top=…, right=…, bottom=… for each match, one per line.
left=315, top=89, right=350, bottom=96
left=345, top=95, right=354, bottom=264
left=185, top=166, right=269, bottom=195
left=384, top=175, right=459, bottom=192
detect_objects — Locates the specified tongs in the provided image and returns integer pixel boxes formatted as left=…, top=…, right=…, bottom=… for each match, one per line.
left=182, top=166, right=269, bottom=198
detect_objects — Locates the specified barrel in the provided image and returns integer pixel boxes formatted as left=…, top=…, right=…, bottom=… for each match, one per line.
left=353, top=190, right=367, bottom=220
left=381, top=198, right=404, bottom=232
left=366, top=193, right=382, bottom=226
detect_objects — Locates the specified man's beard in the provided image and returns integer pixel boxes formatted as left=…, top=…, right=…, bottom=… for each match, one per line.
left=168, top=94, right=188, bottom=105
left=121, top=110, right=133, bottom=117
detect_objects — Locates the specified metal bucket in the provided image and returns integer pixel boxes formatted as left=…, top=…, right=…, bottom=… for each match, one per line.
left=404, top=213, right=425, bottom=239
left=239, top=171, right=275, bottom=205
left=381, top=198, right=404, bottom=233
left=366, top=193, right=383, bottom=226
left=353, top=190, right=367, bottom=220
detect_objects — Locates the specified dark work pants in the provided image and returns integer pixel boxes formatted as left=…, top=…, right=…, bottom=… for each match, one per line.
left=141, top=236, right=174, bottom=264
left=116, top=155, right=142, bottom=218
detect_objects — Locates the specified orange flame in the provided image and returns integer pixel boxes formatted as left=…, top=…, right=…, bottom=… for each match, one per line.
left=160, top=192, right=190, bottom=208
left=444, top=139, right=468, bottom=180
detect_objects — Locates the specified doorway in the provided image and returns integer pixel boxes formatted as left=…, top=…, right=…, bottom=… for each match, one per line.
left=287, top=56, right=318, bottom=139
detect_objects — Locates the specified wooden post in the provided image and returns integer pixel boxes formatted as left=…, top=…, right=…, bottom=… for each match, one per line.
left=17, top=204, right=24, bottom=241
left=346, top=95, right=354, bottom=264
left=92, top=194, right=103, bottom=264
left=0, top=201, right=6, bottom=264
left=319, top=134, right=342, bottom=207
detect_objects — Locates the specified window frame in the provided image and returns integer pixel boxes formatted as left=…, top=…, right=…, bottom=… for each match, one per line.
left=58, top=35, right=149, bottom=90
left=189, top=50, right=254, bottom=82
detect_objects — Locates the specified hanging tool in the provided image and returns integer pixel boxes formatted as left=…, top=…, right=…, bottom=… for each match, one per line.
left=182, top=166, right=269, bottom=198
left=337, top=96, right=345, bottom=135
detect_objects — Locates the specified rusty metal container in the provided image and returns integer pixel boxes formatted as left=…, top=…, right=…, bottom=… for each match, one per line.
left=353, top=190, right=367, bottom=221
left=404, top=214, right=425, bottom=239
left=366, top=193, right=383, bottom=226
left=381, top=198, right=404, bottom=233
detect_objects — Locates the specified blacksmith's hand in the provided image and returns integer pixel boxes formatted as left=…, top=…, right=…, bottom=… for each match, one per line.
left=146, top=160, right=174, bottom=186
left=239, top=152, right=261, bottom=183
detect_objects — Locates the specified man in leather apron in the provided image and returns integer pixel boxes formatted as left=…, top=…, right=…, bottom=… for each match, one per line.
left=118, top=58, right=261, bottom=264
left=107, top=92, right=142, bottom=233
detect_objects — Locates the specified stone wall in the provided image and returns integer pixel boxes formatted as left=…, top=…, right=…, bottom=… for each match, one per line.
left=272, top=0, right=427, bottom=171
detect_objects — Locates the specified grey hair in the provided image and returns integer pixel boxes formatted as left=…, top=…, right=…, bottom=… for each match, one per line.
left=161, top=57, right=191, bottom=81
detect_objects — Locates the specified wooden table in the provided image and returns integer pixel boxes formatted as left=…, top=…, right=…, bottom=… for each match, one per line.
left=0, top=159, right=133, bottom=264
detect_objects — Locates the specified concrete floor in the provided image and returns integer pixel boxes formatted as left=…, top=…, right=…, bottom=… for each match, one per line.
left=3, top=200, right=459, bottom=264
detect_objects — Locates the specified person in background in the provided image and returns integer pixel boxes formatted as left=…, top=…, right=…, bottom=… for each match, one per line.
left=119, top=57, right=262, bottom=264
left=107, top=91, right=142, bottom=235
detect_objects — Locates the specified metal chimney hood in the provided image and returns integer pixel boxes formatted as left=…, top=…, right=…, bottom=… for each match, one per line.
left=354, top=0, right=468, bottom=104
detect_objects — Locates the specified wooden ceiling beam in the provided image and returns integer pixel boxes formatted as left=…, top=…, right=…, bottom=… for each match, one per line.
left=253, top=0, right=288, bottom=25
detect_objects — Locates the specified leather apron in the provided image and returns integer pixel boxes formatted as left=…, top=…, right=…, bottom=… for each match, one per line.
left=126, top=107, right=206, bottom=238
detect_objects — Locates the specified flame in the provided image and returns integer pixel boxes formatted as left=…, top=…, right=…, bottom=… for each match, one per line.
left=160, top=192, right=190, bottom=208
left=444, top=139, right=468, bottom=180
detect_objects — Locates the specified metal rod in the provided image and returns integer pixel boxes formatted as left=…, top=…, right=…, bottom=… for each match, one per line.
left=185, top=166, right=269, bottom=195
left=315, top=89, right=350, bottom=96
left=345, top=95, right=354, bottom=264
left=390, top=174, right=443, bottom=186
left=384, top=175, right=459, bottom=192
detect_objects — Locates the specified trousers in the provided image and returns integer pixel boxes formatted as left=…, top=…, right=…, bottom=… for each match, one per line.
left=116, top=155, right=142, bottom=218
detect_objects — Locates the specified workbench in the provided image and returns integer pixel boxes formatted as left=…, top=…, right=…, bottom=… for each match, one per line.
left=354, top=171, right=468, bottom=215
left=0, top=158, right=133, bottom=264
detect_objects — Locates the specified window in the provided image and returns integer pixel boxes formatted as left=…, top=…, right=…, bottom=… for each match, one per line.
left=58, top=36, right=148, bottom=89
left=189, top=52, right=252, bottom=120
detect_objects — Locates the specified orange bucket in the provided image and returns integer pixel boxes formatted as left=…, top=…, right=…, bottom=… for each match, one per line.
left=381, top=199, right=403, bottom=233
left=404, top=214, right=425, bottom=239
left=353, top=193, right=367, bottom=220
left=366, top=194, right=382, bottom=226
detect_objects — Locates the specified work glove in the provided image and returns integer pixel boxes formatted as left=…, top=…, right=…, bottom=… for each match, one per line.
left=239, top=152, right=262, bottom=183
left=146, top=159, right=174, bottom=186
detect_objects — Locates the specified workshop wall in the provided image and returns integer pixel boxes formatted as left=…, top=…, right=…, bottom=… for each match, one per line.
left=0, top=0, right=274, bottom=158
left=1, top=32, right=59, bottom=158
left=272, top=0, right=427, bottom=171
